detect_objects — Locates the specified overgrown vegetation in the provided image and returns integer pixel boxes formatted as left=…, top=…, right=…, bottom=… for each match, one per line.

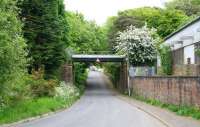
left=0, top=0, right=27, bottom=106
left=0, top=82, right=80, bottom=124
left=104, top=63, right=121, bottom=88
left=165, top=0, right=200, bottom=16
left=0, top=0, right=91, bottom=124
left=18, top=0, right=68, bottom=78
left=1, top=0, right=200, bottom=124
left=133, top=95, right=200, bottom=120
left=74, top=63, right=88, bottom=94
left=105, top=7, right=189, bottom=50
left=158, top=45, right=173, bottom=75
left=115, top=25, right=157, bottom=66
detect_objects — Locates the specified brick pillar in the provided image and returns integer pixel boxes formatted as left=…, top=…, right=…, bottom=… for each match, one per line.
left=61, top=64, right=73, bottom=84
left=119, top=62, right=128, bottom=93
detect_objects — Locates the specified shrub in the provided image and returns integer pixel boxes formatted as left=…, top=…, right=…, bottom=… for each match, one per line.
left=74, top=63, right=88, bottom=93
left=103, top=63, right=120, bottom=88
left=0, top=0, right=27, bottom=106
left=115, top=25, right=157, bottom=66
left=158, top=45, right=173, bottom=75
left=27, top=68, right=58, bottom=98
left=55, top=81, right=80, bottom=101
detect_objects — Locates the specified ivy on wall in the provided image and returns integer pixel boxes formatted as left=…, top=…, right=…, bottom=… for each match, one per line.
left=158, top=45, right=173, bottom=75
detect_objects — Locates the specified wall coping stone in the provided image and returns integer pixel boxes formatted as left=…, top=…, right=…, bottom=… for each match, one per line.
left=132, top=76, right=200, bottom=79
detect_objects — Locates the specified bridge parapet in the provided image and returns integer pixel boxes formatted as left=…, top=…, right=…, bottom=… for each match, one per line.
left=74, top=51, right=114, bottom=55
left=72, top=54, right=126, bottom=62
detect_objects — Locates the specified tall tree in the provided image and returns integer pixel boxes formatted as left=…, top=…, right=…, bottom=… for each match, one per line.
left=65, top=11, right=108, bottom=53
left=165, top=0, right=200, bottom=16
left=115, top=25, right=157, bottom=66
left=106, top=15, right=144, bottom=50
left=118, top=7, right=189, bottom=38
left=0, top=0, right=27, bottom=104
left=105, top=7, right=189, bottom=49
left=18, top=0, right=68, bottom=77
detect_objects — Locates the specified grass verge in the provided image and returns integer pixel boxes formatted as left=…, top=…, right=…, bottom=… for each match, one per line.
left=133, top=95, right=200, bottom=120
left=0, top=96, right=79, bottom=124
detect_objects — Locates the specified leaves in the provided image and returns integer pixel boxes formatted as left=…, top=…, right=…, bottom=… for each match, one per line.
left=165, top=0, right=200, bottom=16
left=18, top=0, right=68, bottom=77
left=115, top=25, right=157, bottom=66
left=158, top=45, right=173, bottom=75
left=0, top=0, right=27, bottom=105
left=65, top=11, right=108, bottom=53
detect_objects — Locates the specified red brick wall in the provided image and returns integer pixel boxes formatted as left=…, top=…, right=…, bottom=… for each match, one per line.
left=131, top=76, right=200, bottom=107
left=173, top=64, right=200, bottom=76
left=115, top=62, right=128, bottom=93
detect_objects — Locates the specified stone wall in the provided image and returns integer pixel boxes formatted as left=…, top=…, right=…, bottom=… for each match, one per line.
left=173, top=64, right=200, bottom=76
left=61, top=64, right=73, bottom=84
left=131, top=76, right=200, bottom=107
left=157, top=64, right=200, bottom=76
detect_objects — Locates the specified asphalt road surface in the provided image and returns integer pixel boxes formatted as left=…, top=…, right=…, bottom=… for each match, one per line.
left=15, top=71, right=166, bottom=127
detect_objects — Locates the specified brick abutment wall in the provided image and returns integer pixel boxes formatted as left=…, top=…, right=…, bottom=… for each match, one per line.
left=131, top=76, right=200, bottom=107
left=61, top=64, right=73, bottom=84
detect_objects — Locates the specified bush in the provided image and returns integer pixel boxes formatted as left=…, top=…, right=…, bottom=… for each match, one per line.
left=158, top=45, right=173, bottom=75
left=103, top=63, right=120, bottom=88
left=115, top=25, right=157, bottom=66
left=74, top=63, right=88, bottom=93
left=55, top=82, right=80, bottom=101
left=27, top=68, right=58, bottom=98
left=0, top=0, right=27, bottom=106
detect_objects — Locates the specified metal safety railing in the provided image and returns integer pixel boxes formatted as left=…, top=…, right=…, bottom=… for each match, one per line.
left=74, top=51, right=115, bottom=55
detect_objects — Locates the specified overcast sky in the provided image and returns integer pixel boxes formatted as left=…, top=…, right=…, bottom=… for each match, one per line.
left=64, top=0, right=168, bottom=25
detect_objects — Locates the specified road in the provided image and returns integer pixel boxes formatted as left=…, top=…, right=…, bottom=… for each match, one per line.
left=15, top=71, right=166, bottom=127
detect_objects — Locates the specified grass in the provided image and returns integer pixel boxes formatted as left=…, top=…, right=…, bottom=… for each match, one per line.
left=0, top=96, right=79, bottom=124
left=133, top=95, right=200, bottom=120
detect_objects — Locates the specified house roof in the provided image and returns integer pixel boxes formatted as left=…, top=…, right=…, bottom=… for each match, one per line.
left=164, top=16, right=200, bottom=41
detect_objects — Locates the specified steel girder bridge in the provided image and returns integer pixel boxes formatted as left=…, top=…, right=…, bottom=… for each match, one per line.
left=70, top=51, right=129, bottom=93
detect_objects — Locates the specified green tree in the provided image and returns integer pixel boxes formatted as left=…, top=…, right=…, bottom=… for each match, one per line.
left=118, top=7, right=189, bottom=38
left=158, top=45, right=173, bottom=75
left=0, top=0, right=27, bottom=105
left=18, top=0, right=68, bottom=77
left=106, top=7, right=189, bottom=49
left=106, top=15, right=144, bottom=50
left=165, top=0, right=200, bottom=16
left=66, top=11, right=108, bottom=53
left=115, top=25, right=157, bottom=66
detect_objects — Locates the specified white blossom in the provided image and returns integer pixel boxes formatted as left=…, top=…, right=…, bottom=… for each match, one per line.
left=115, top=25, right=157, bottom=65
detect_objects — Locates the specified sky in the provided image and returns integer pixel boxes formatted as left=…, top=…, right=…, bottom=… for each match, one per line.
left=64, top=0, right=168, bottom=25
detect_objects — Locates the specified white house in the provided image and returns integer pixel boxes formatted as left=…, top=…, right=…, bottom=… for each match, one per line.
left=158, top=16, right=200, bottom=75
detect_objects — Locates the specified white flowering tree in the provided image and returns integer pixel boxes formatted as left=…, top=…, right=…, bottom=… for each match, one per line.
left=115, top=25, right=157, bottom=66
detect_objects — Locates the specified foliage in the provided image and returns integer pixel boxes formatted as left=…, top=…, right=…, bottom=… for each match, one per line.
left=165, top=0, right=200, bottom=16
left=18, top=0, right=68, bottom=77
left=103, top=63, right=120, bottom=88
left=74, top=63, right=88, bottom=94
left=105, top=7, right=189, bottom=48
left=115, top=25, right=157, bottom=66
left=120, top=7, right=189, bottom=38
left=195, top=48, right=200, bottom=57
left=158, top=45, right=173, bottom=75
left=105, top=15, right=144, bottom=49
left=55, top=82, right=80, bottom=101
left=0, top=0, right=27, bottom=105
left=133, top=95, right=200, bottom=120
left=0, top=96, right=79, bottom=124
left=27, top=68, right=59, bottom=98
left=0, top=81, right=81, bottom=124
left=65, top=11, right=109, bottom=53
